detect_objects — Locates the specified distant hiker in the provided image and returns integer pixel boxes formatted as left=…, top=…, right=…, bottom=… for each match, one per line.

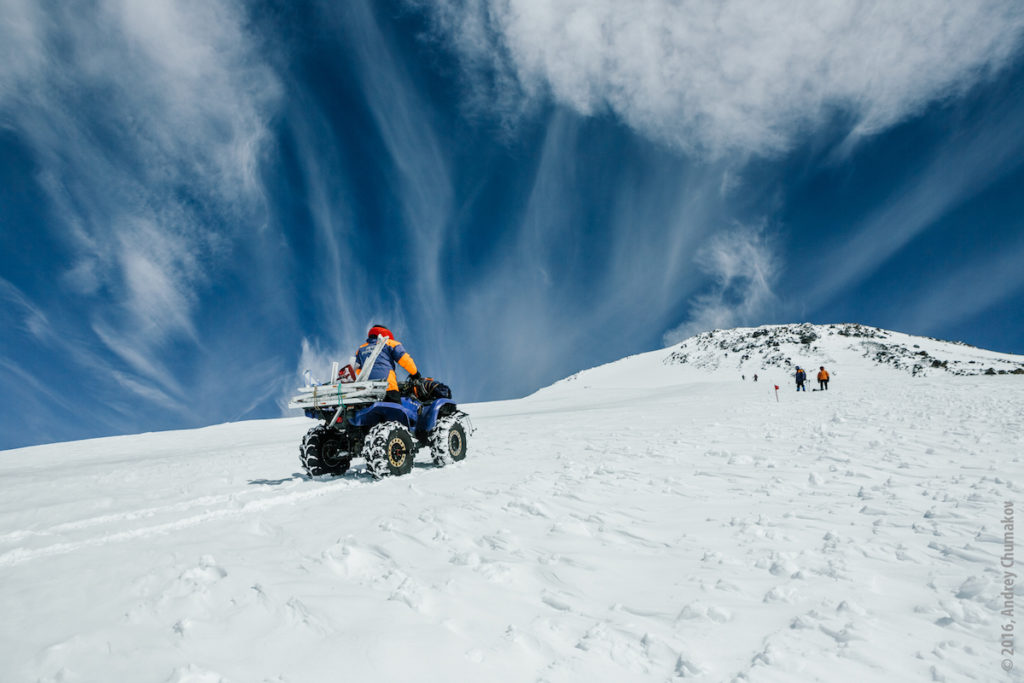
left=753, top=374, right=758, bottom=382
left=742, top=374, right=746, bottom=381
left=795, top=366, right=807, bottom=391
left=817, top=366, right=829, bottom=391
left=355, top=324, right=422, bottom=403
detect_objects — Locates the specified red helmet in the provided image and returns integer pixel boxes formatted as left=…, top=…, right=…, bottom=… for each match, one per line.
left=367, top=325, right=393, bottom=340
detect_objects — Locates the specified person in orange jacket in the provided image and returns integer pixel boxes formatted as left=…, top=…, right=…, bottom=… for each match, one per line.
left=355, top=324, right=421, bottom=403
left=817, top=366, right=829, bottom=391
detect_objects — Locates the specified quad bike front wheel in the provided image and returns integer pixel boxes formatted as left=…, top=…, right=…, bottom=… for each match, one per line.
left=429, top=413, right=468, bottom=467
left=363, top=421, right=415, bottom=479
left=300, top=425, right=351, bottom=477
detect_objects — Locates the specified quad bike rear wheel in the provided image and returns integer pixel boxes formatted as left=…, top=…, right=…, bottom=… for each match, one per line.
left=363, top=421, right=415, bottom=479
left=300, top=425, right=351, bottom=477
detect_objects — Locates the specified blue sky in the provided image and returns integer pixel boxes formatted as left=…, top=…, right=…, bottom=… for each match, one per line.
left=1, top=0, right=1023, bottom=450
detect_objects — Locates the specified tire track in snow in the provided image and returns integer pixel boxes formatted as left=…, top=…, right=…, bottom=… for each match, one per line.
left=0, top=476, right=364, bottom=568
left=0, top=489, right=273, bottom=543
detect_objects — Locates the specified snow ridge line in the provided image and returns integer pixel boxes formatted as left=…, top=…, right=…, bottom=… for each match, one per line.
left=0, top=478, right=358, bottom=568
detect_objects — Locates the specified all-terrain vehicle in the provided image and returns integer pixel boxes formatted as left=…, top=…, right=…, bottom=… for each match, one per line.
left=288, top=337, right=471, bottom=479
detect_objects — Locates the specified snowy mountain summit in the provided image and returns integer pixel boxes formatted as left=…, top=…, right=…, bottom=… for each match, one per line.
left=667, top=323, right=1024, bottom=377
left=550, top=323, right=1024, bottom=397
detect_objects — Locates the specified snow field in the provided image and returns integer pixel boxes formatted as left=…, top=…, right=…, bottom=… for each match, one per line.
left=1, top=368, right=1022, bottom=681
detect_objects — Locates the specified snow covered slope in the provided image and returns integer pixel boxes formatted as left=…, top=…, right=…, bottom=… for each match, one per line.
left=1, top=325, right=1022, bottom=682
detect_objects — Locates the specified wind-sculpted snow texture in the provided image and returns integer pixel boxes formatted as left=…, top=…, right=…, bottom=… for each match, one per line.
left=1, top=325, right=1022, bottom=681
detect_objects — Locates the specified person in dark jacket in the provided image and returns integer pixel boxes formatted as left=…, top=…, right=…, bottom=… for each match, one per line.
left=355, top=324, right=421, bottom=403
left=795, top=366, right=807, bottom=391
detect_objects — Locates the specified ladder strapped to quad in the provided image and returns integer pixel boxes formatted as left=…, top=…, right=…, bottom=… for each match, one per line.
left=287, top=335, right=390, bottom=411
left=287, top=380, right=388, bottom=410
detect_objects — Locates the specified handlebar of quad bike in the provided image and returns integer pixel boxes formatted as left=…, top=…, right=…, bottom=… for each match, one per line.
left=398, top=379, right=418, bottom=398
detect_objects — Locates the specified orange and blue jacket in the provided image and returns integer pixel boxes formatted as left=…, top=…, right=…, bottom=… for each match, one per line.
left=356, top=337, right=418, bottom=392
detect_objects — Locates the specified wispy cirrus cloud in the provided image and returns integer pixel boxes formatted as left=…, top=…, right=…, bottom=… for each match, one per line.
left=446, top=111, right=741, bottom=395
left=413, top=0, right=1024, bottom=156
left=0, top=276, right=54, bottom=343
left=316, top=0, right=454, bottom=349
left=801, top=86, right=1024, bottom=315
left=0, top=0, right=280, bottom=390
left=664, top=226, right=778, bottom=344
left=406, top=0, right=1024, bottom=354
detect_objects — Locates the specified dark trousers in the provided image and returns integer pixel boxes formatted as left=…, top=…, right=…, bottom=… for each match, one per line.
left=796, top=382, right=806, bottom=391
left=819, top=380, right=828, bottom=390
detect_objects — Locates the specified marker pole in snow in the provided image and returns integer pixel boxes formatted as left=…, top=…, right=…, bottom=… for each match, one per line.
left=774, top=385, right=780, bottom=402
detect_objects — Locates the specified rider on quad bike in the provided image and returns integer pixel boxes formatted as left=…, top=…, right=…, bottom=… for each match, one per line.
left=292, top=324, right=470, bottom=481
left=355, top=324, right=421, bottom=403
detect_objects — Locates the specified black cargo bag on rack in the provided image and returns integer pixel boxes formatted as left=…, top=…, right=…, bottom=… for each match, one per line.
left=415, top=377, right=452, bottom=401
